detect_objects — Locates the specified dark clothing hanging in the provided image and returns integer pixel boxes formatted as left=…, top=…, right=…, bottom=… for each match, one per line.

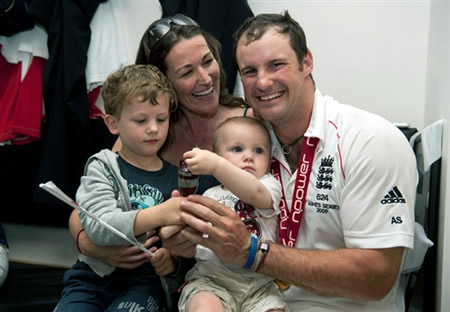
left=28, top=0, right=115, bottom=204
left=159, top=0, right=253, bottom=94
left=0, top=0, right=34, bottom=36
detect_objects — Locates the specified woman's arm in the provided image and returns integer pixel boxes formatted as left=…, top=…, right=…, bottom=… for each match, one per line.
left=69, top=209, right=156, bottom=269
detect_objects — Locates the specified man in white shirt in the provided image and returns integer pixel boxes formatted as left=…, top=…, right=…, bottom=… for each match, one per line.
left=163, top=11, right=417, bottom=312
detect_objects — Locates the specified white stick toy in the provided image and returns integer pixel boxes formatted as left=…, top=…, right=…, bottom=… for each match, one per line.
left=39, top=181, right=153, bottom=256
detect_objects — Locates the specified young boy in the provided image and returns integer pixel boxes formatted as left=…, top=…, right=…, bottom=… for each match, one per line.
left=179, top=116, right=288, bottom=312
left=54, top=64, right=184, bottom=311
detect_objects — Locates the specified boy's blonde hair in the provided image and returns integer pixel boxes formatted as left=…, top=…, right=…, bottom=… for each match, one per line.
left=101, top=64, right=177, bottom=119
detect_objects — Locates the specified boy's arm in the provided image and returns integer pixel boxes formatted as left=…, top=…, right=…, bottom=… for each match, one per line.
left=184, top=148, right=273, bottom=209
left=133, top=197, right=184, bottom=236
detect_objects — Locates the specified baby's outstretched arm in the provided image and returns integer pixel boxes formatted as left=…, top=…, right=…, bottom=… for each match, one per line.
left=183, top=148, right=273, bottom=209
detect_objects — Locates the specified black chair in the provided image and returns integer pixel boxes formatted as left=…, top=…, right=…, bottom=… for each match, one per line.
left=403, top=120, right=444, bottom=312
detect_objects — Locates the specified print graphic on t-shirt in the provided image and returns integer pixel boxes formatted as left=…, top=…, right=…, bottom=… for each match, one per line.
left=316, top=155, right=334, bottom=190
left=234, top=200, right=262, bottom=238
left=380, top=186, right=406, bottom=205
left=128, top=183, right=164, bottom=209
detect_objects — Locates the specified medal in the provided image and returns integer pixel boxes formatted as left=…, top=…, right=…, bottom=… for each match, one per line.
left=275, top=279, right=291, bottom=291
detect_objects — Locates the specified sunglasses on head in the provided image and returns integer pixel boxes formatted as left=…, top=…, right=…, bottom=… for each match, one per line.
left=145, top=14, right=198, bottom=51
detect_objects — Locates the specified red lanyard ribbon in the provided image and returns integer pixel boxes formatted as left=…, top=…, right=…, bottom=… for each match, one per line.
left=271, top=137, right=319, bottom=247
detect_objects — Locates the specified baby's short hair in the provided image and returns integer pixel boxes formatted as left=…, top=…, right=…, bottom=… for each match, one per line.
left=213, top=116, right=271, bottom=153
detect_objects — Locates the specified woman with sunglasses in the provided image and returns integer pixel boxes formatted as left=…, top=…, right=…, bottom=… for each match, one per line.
left=135, top=14, right=249, bottom=173
left=67, top=14, right=251, bottom=311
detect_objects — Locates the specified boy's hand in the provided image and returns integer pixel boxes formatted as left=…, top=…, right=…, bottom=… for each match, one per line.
left=163, top=197, right=185, bottom=226
left=149, top=247, right=178, bottom=276
left=183, top=147, right=221, bottom=175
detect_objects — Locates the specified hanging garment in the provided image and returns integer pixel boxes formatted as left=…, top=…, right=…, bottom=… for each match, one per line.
left=28, top=0, right=114, bottom=204
left=0, top=0, right=34, bottom=36
left=0, top=26, right=48, bottom=145
left=86, top=0, right=129, bottom=119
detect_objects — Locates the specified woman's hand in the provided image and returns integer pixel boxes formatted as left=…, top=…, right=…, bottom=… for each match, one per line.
left=78, top=229, right=159, bottom=269
left=179, top=195, right=252, bottom=266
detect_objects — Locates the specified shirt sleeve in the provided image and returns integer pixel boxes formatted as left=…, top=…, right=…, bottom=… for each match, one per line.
left=256, top=174, right=282, bottom=218
left=340, top=124, right=416, bottom=249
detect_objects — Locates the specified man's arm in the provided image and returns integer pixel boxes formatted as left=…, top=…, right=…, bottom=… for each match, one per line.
left=184, top=148, right=273, bottom=209
left=178, top=195, right=403, bottom=300
left=261, top=243, right=403, bottom=300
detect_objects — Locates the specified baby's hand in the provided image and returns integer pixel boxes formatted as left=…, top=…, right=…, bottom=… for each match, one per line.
left=183, top=147, right=220, bottom=175
left=149, top=247, right=178, bottom=276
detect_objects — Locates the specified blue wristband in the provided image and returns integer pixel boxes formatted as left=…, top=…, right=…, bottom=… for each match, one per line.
left=244, top=234, right=258, bottom=269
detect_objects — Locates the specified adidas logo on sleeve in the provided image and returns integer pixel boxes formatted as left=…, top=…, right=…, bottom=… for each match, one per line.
left=380, top=186, right=406, bottom=204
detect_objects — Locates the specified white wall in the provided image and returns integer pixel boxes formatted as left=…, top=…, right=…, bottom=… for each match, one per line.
left=249, top=0, right=431, bottom=130
left=118, top=0, right=431, bottom=130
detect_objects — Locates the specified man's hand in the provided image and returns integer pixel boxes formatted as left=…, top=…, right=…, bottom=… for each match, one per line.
left=159, top=224, right=197, bottom=258
left=179, top=195, right=251, bottom=266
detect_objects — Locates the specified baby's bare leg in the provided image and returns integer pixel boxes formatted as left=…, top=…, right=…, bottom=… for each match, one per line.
left=186, top=291, right=224, bottom=312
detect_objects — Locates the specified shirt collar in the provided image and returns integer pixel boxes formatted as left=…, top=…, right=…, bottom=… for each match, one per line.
left=269, top=89, right=328, bottom=161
